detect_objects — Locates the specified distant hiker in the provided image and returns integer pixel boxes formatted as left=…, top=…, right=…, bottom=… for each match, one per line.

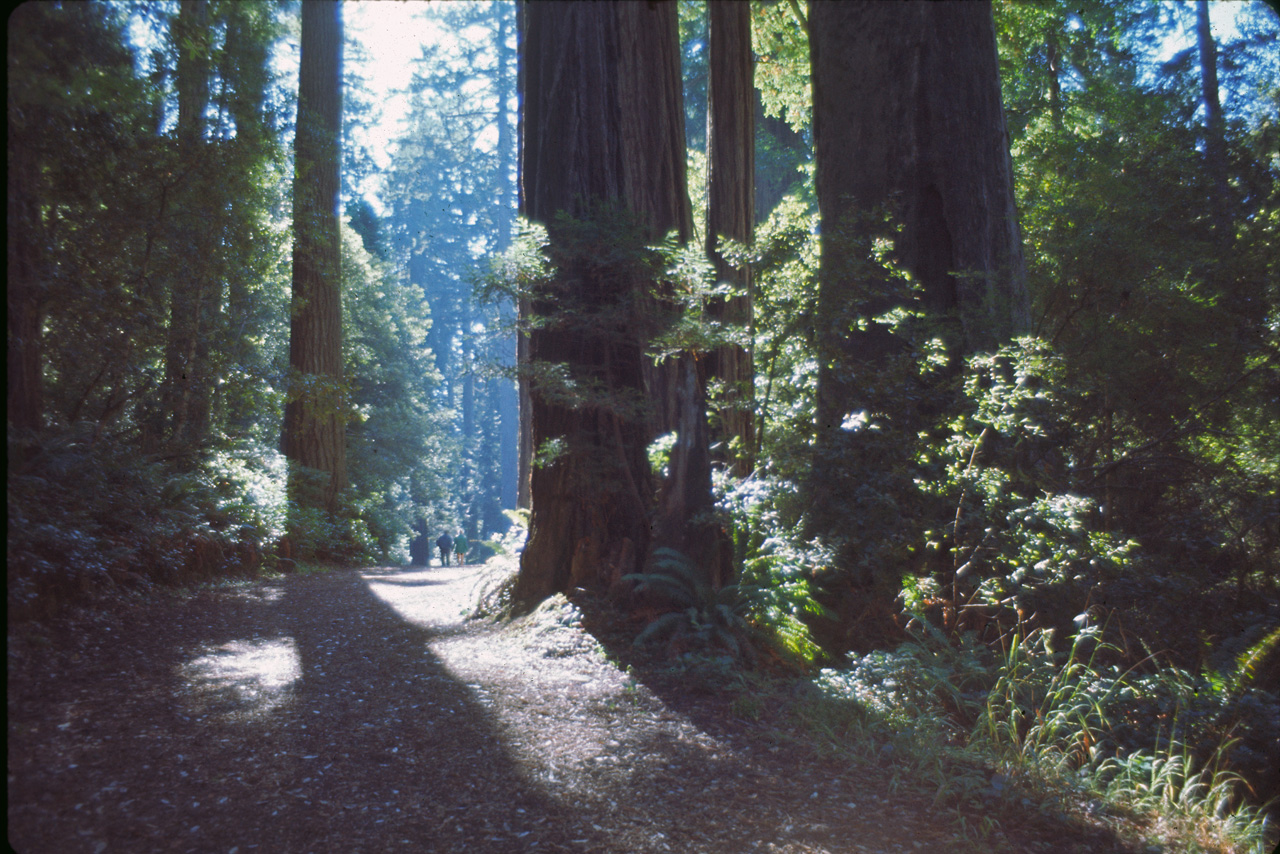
left=436, top=532, right=453, bottom=567
left=454, top=531, right=469, bottom=566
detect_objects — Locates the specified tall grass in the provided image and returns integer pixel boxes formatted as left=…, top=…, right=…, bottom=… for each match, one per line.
left=804, top=618, right=1279, bottom=853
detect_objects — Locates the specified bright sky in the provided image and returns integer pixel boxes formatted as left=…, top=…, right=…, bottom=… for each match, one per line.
left=131, top=0, right=1265, bottom=207
left=344, top=1, right=453, bottom=208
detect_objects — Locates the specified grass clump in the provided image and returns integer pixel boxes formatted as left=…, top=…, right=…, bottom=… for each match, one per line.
left=794, top=619, right=1279, bottom=853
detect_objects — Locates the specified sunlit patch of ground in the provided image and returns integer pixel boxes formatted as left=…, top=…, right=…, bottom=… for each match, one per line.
left=177, top=637, right=301, bottom=720
left=361, top=564, right=492, bottom=627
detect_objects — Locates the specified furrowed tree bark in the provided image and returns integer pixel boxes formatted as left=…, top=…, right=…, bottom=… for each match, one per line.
left=7, top=139, right=43, bottom=434
left=516, top=0, right=705, bottom=608
left=283, top=0, right=346, bottom=517
left=808, top=0, right=1030, bottom=579
left=705, top=0, right=755, bottom=479
left=1196, top=0, right=1229, bottom=235
left=6, top=5, right=48, bottom=436
left=161, top=0, right=215, bottom=450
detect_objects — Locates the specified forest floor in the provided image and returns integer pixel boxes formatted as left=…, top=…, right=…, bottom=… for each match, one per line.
left=8, top=560, right=1150, bottom=854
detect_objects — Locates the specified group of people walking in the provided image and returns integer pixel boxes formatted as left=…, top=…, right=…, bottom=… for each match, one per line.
left=435, top=530, right=469, bottom=567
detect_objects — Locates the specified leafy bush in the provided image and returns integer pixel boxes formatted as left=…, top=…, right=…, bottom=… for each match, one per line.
left=626, top=548, right=755, bottom=661
left=716, top=471, right=828, bottom=666
left=908, top=338, right=1141, bottom=643
left=8, top=425, right=269, bottom=620
left=807, top=619, right=1279, bottom=852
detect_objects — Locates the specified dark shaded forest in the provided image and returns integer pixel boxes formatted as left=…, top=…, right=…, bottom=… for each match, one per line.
left=8, top=1, right=1280, bottom=850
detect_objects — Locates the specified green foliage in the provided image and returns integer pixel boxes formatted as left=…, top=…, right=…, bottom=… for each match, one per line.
left=482, top=509, right=529, bottom=558
left=910, top=339, right=1140, bottom=633
left=677, top=0, right=708, bottom=154
left=751, top=0, right=811, bottom=135
left=996, top=0, right=1280, bottom=620
left=716, top=472, right=828, bottom=665
left=7, top=424, right=266, bottom=620
left=806, top=621, right=1280, bottom=852
left=626, top=548, right=755, bottom=662
left=733, top=194, right=821, bottom=474
left=341, top=220, right=456, bottom=563
left=7, top=0, right=296, bottom=610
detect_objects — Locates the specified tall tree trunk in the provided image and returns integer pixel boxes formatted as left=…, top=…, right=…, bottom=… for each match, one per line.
left=516, top=0, right=699, bottom=607
left=161, top=0, right=214, bottom=449
left=810, top=0, right=1027, bottom=359
left=220, top=0, right=272, bottom=437
left=283, top=0, right=346, bottom=515
left=1046, top=25, right=1064, bottom=131
left=705, top=0, right=755, bottom=479
left=7, top=140, right=43, bottom=433
left=808, top=0, right=1029, bottom=580
left=461, top=298, right=476, bottom=531
left=494, top=1, right=521, bottom=515
left=1196, top=0, right=1229, bottom=234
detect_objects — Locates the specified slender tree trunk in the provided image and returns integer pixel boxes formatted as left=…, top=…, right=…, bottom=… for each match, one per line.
left=705, top=0, right=755, bottom=479
left=516, top=0, right=700, bottom=607
left=162, top=0, right=214, bottom=449
left=220, top=1, right=272, bottom=437
left=7, top=140, right=43, bottom=433
left=1046, top=26, right=1064, bottom=131
left=283, top=0, right=346, bottom=515
left=492, top=1, right=521, bottom=516
left=461, top=299, right=476, bottom=528
left=1196, top=0, right=1229, bottom=234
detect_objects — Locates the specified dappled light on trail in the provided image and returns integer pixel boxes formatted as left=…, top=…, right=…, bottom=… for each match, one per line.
left=362, top=565, right=483, bottom=627
left=177, top=637, right=301, bottom=721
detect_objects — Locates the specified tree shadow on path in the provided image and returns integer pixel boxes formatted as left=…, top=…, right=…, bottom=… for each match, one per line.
left=7, top=568, right=616, bottom=854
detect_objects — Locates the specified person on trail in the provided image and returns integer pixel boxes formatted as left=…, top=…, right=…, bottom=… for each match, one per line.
left=453, top=531, right=469, bottom=566
left=436, top=532, right=453, bottom=567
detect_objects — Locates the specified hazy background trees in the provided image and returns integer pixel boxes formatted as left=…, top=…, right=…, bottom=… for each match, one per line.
left=381, top=0, right=519, bottom=556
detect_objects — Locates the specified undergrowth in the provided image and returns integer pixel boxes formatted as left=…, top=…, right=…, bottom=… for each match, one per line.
left=796, top=619, right=1279, bottom=854
left=7, top=424, right=377, bottom=622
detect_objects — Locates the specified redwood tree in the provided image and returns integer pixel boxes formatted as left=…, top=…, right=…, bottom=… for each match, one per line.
left=807, top=0, right=1030, bottom=582
left=705, top=0, right=755, bottom=478
left=159, top=0, right=215, bottom=449
left=283, top=0, right=346, bottom=516
left=515, top=0, right=696, bottom=607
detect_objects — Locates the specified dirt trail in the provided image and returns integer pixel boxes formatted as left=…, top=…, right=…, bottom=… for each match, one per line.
left=8, top=563, right=1121, bottom=853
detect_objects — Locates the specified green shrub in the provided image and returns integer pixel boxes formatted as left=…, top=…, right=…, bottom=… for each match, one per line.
left=626, top=548, right=755, bottom=662
left=7, top=424, right=270, bottom=619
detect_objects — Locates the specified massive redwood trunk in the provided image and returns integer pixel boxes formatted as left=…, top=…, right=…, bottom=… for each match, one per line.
left=808, top=0, right=1030, bottom=581
left=282, top=0, right=346, bottom=515
left=810, top=0, right=1027, bottom=357
left=515, top=0, right=697, bottom=607
left=705, top=0, right=756, bottom=479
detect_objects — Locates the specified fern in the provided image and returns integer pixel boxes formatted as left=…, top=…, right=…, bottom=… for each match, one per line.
left=1226, top=625, right=1280, bottom=700
left=626, top=548, right=753, bottom=660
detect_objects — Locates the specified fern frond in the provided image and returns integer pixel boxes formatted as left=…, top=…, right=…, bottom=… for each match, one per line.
left=1227, top=625, right=1280, bottom=698
left=623, top=571, right=698, bottom=607
left=634, top=611, right=689, bottom=646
